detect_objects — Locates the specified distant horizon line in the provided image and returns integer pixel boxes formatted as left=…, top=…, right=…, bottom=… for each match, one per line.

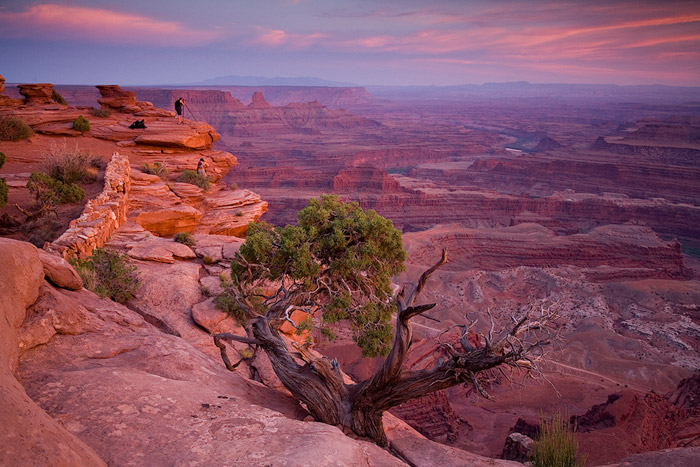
left=5, top=79, right=700, bottom=90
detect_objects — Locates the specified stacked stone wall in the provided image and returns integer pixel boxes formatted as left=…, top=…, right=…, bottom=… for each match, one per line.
left=48, top=152, right=131, bottom=259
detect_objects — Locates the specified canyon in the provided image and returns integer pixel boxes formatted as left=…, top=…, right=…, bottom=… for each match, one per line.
left=1, top=78, right=699, bottom=465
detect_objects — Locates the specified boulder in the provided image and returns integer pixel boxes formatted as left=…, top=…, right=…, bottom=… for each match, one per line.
left=18, top=83, right=54, bottom=105
left=502, top=432, right=534, bottom=463
left=96, top=85, right=137, bottom=112
left=127, top=237, right=197, bottom=263
left=37, top=249, right=83, bottom=290
left=0, top=239, right=105, bottom=466
left=0, top=239, right=44, bottom=372
left=134, top=205, right=203, bottom=237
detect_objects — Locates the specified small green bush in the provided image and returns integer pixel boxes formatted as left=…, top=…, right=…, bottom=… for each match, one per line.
left=90, top=108, right=111, bottom=118
left=0, top=179, right=8, bottom=208
left=73, top=115, right=91, bottom=132
left=141, top=162, right=168, bottom=178
left=203, top=256, right=215, bottom=265
left=177, top=169, right=210, bottom=190
left=71, top=247, right=139, bottom=303
left=0, top=117, right=34, bottom=141
left=174, top=232, right=195, bottom=247
left=532, top=411, right=586, bottom=467
left=51, top=89, right=67, bottom=105
left=27, top=171, right=85, bottom=206
left=42, top=140, right=100, bottom=184
left=0, top=151, right=5, bottom=169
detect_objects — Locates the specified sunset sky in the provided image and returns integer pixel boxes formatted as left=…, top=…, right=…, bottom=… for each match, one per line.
left=1, top=0, right=699, bottom=86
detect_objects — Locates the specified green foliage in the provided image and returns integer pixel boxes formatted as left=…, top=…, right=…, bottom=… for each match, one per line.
left=0, top=178, right=7, bottom=208
left=90, top=108, right=111, bottom=118
left=72, top=115, right=91, bottom=132
left=0, top=151, right=5, bottom=169
left=51, top=89, right=67, bottom=105
left=71, top=248, right=139, bottom=303
left=0, top=117, right=34, bottom=141
left=532, top=411, right=586, bottom=467
left=42, top=140, right=100, bottom=184
left=214, top=292, right=250, bottom=326
left=177, top=169, right=210, bottom=190
left=27, top=171, right=85, bottom=206
left=229, top=194, right=406, bottom=357
left=141, top=162, right=168, bottom=178
left=203, top=256, right=215, bottom=265
left=174, top=231, right=195, bottom=247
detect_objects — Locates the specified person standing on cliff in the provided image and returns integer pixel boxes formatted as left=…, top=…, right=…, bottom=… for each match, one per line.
left=175, top=97, right=185, bottom=124
left=197, top=158, right=208, bottom=177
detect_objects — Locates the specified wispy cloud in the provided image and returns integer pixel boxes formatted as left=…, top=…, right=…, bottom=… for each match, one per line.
left=0, top=3, right=223, bottom=46
left=250, top=27, right=326, bottom=48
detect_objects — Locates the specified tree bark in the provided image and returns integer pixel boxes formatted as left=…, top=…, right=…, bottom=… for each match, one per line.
left=214, top=249, right=558, bottom=446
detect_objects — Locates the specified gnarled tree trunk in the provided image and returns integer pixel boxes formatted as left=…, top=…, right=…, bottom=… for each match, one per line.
left=214, top=249, right=559, bottom=446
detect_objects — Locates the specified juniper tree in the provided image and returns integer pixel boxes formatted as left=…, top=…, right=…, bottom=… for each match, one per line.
left=214, top=194, right=559, bottom=446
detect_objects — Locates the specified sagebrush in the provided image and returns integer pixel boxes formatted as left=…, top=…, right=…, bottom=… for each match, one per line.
left=177, top=169, right=210, bottom=190
left=73, top=115, right=91, bottom=132
left=27, top=171, right=85, bottom=206
left=42, top=140, right=101, bottom=184
left=71, top=248, right=140, bottom=303
left=141, top=162, right=168, bottom=178
left=90, top=108, right=111, bottom=118
left=532, top=411, right=586, bottom=467
left=0, top=117, right=34, bottom=141
left=174, top=231, right=195, bottom=247
left=51, top=89, right=67, bottom=105
left=0, top=151, right=6, bottom=208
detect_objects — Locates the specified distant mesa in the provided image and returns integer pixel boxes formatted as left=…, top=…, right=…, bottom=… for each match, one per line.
left=532, top=135, right=563, bottom=152
left=248, top=91, right=272, bottom=109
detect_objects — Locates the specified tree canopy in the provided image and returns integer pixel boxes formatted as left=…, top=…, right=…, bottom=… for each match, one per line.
left=219, top=194, right=406, bottom=356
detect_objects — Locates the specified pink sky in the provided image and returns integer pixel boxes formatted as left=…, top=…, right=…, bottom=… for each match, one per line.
left=1, top=0, right=698, bottom=86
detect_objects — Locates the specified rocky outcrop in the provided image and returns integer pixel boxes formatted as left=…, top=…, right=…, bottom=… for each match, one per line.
left=18, top=83, right=54, bottom=105
left=249, top=91, right=272, bottom=109
left=390, top=390, right=466, bottom=444
left=0, top=237, right=406, bottom=466
left=333, top=166, right=403, bottom=193
left=96, top=84, right=138, bottom=112
left=668, top=373, right=700, bottom=409
left=48, top=152, right=131, bottom=259
left=0, top=238, right=106, bottom=466
left=0, top=75, right=22, bottom=107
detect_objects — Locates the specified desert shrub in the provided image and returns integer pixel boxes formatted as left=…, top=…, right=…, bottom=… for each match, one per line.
left=174, top=231, right=195, bottom=247
left=51, top=89, right=67, bottom=105
left=214, top=292, right=249, bottom=325
left=71, top=247, right=139, bottom=303
left=531, top=411, right=586, bottom=467
left=0, top=117, right=34, bottom=141
left=203, top=256, right=215, bottom=265
left=0, top=152, right=7, bottom=208
left=141, top=162, right=168, bottom=178
left=90, top=108, right=111, bottom=118
left=72, top=115, right=91, bottom=132
left=27, top=171, right=85, bottom=206
left=42, top=140, right=100, bottom=184
left=177, top=169, right=210, bottom=190
left=235, top=210, right=243, bottom=217
left=20, top=216, right=63, bottom=247
left=0, top=179, right=8, bottom=208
